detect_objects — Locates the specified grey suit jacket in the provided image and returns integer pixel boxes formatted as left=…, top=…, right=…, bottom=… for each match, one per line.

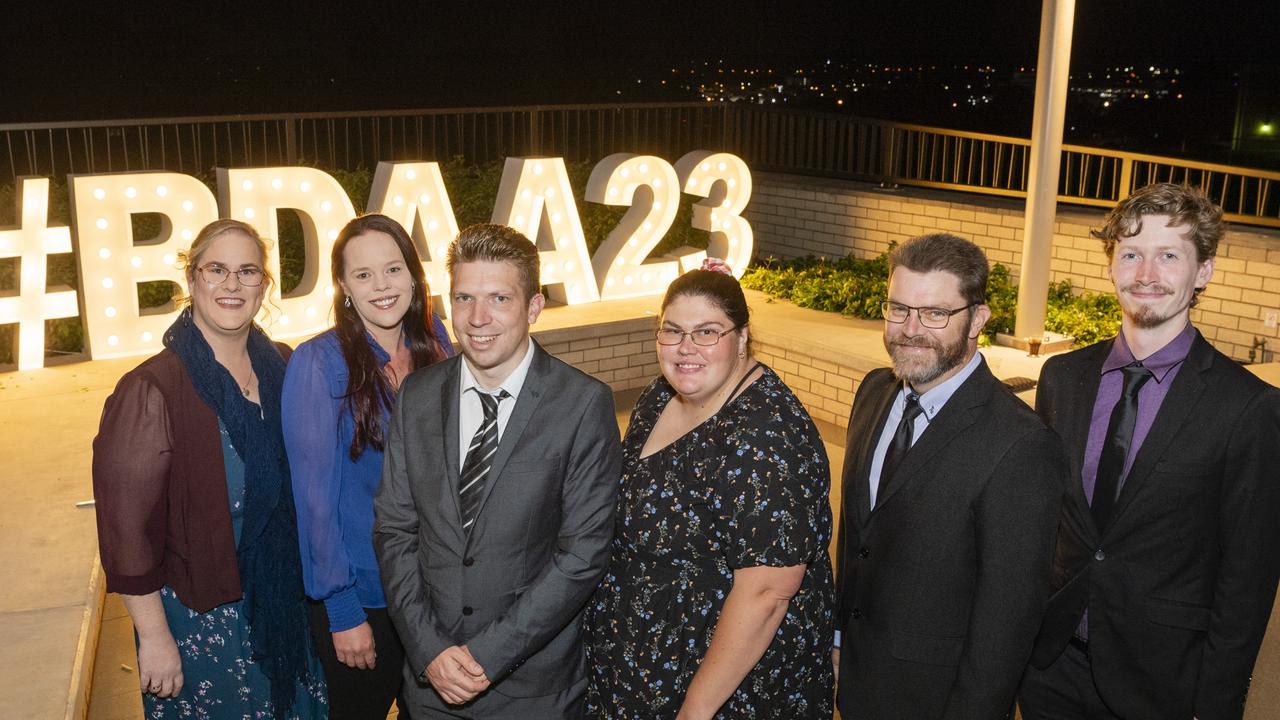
left=836, top=359, right=1067, bottom=720
left=373, top=341, right=622, bottom=699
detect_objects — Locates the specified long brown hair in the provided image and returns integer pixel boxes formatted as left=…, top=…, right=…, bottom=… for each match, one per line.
left=333, top=214, right=446, bottom=458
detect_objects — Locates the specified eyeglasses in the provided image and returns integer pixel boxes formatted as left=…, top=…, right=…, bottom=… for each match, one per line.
left=198, top=263, right=265, bottom=287
left=880, top=300, right=976, bottom=329
left=655, top=326, right=739, bottom=346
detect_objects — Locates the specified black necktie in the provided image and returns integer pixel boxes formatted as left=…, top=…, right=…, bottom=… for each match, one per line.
left=878, top=393, right=923, bottom=506
left=1091, top=362, right=1154, bottom=532
left=460, top=388, right=508, bottom=532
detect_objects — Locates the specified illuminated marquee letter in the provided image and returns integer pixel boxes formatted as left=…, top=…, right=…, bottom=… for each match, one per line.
left=367, top=161, right=459, bottom=311
left=0, top=178, right=79, bottom=369
left=674, top=151, right=753, bottom=278
left=70, top=172, right=218, bottom=359
left=586, top=154, right=695, bottom=299
left=218, top=167, right=357, bottom=338
left=491, top=157, right=599, bottom=304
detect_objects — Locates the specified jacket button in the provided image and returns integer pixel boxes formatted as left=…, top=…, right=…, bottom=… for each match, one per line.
left=1094, top=549, right=1106, bottom=562
left=851, top=607, right=864, bottom=619
left=858, top=547, right=870, bottom=559
left=462, top=606, right=474, bottom=616
left=463, top=557, right=474, bottom=567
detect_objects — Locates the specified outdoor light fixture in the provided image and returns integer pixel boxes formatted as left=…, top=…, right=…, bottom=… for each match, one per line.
left=0, top=178, right=79, bottom=370
left=217, top=167, right=357, bottom=338
left=586, top=153, right=688, bottom=299
left=368, top=161, right=460, bottom=314
left=70, top=172, right=218, bottom=359
left=1260, top=122, right=1275, bottom=136
left=675, top=151, right=754, bottom=277
left=491, top=157, right=601, bottom=305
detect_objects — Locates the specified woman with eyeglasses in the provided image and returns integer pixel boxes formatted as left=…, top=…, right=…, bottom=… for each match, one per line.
left=282, top=214, right=452, bottom=719
left=92, top=219, right=327, bottom=718
left=585, top=260, right=835, bottom=719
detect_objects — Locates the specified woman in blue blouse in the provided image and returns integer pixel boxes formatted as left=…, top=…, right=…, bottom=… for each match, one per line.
left=283, top=213, right=453, bottom=719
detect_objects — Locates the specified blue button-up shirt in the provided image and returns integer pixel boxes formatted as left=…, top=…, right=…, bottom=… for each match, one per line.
left=282, top=318, right=453, bottom=632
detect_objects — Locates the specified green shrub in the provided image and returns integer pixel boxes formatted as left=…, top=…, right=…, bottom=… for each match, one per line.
left=743, top=253, right=1121, bottom=348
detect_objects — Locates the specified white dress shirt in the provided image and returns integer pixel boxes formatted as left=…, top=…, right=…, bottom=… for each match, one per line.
left=867, top=349, right=985, bottom=508
left=457, top=338, right=535, bottom=466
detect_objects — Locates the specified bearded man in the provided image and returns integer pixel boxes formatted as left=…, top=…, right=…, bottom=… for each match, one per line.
left=1018, top=184, right=1280, bottom=720
left=834, top=232, right=1068, bottom=720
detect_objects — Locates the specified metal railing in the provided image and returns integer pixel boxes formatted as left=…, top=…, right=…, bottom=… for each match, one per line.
left=726, top=107, right=1280, bottom=229
left=2, top=103, right=1277, bottom=229
left=0, top=103, right=726, bottom=181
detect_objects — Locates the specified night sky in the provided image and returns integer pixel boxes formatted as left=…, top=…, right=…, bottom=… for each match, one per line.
left=2, top=1, right=1277, bottom=121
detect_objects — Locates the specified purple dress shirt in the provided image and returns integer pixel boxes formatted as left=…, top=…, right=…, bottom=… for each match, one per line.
left=1080, top=322, right=1196, bottom=505
left=1077, top=322, right=1195, bottom=641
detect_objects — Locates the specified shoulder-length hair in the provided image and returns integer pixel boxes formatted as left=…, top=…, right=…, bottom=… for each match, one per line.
left=332, top=214, right=446, bottom=458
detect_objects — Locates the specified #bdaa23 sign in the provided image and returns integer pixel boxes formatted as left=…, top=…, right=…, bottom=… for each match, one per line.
left=0, top=150, right=752, bottom=370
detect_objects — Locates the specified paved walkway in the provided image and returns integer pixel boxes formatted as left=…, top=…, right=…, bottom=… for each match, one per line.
left=4, top=292, right=1279, bottom=719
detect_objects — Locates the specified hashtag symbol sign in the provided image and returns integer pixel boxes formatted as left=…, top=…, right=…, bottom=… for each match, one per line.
left=0, top=177, right=79, bottom=370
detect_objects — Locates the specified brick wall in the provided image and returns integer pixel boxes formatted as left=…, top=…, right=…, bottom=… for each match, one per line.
left=752, top=327, right=884, bottom=428
left=534, top=313, right=874, bottom=428
left=534, top=316, right=659, bottom=393
left=745, top=172, right=1280, bottom=362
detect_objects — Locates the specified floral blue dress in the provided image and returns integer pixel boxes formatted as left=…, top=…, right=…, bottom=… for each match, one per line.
left=585, top=366, right=835, bottom=718
left=141, top=422, right=328, bottom=719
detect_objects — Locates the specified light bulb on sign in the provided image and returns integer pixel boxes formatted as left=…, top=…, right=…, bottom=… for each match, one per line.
left=218, top=166, right=356, bottom=338
left=491, top=157, right=599, bottom=305
left=674, top=151, right=753, bottom=277
left=367, top=161, right=460, bottom=316
left=584, top=153, right=690, bottom=300
left=0, top=177, right=80, bottom=369
left=70, top=172, right=217, bottom=360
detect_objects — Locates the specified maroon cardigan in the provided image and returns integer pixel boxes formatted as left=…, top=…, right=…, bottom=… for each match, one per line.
left=93, top=345, right=290, bottom=612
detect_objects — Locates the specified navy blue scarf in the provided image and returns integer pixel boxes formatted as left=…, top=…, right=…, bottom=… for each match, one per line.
left=164, top=308, right=311, bottom=716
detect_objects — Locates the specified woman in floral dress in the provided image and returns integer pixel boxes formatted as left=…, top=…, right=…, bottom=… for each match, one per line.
left=586, top=261, right=835, bottom=719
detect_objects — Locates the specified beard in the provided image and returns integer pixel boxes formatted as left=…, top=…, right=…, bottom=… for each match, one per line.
left=1119, top=282, right=1181, bottom=329
left=886, top=332, right=969, bottom=388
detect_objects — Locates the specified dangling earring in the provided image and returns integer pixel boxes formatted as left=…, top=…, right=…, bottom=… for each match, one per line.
left=344, top=296, right=351, bottom=308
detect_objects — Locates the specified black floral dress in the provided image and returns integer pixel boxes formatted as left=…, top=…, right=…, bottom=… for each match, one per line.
left=585, top=366, right=835, bottom=719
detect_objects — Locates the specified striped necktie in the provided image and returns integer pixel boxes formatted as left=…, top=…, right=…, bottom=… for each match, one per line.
left=460, top=388, right=509, bottom=531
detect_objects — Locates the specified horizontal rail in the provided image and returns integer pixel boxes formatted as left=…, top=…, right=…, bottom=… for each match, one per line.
left=2, top=102, right=1277, bottom=229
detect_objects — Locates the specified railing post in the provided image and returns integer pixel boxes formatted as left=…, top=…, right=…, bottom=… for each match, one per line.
left=878, top=124, right=898, bottom=188
left=284, top=117, right=297, bottom=166
left=528, top=110, right=541, bottom=155
left=1116, top=156, right=1133, bottom=201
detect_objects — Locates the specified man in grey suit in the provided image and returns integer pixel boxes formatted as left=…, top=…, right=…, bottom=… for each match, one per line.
left=374, top=223, right=622, bottom=718
left=834, top=233, right=1067, bottom=719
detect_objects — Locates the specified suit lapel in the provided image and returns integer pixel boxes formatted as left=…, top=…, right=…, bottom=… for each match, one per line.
left=848, top=377, right=897, bottom=524
left=870, top=360, right=992, bottom=516
left=1060, top=344, right=1108, bottom=541
left=465, top=342, right=548, bottom=542
left=1107, top=334, right=1211, bottom=529
left=440, top=359, right=465, bottom=534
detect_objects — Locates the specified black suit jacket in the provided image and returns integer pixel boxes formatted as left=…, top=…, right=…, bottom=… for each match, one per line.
left=1029, top=330, right=1280, bottom=720
left=836, top=358, right=1067, bottom=720
left=373, top=342, right=622, bottom=701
